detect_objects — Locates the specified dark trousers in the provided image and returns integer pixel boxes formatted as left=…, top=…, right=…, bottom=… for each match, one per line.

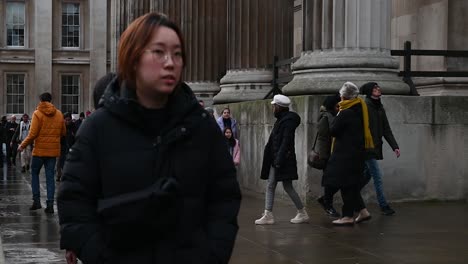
left=0, top=142, right=4, bottom=165
left=340, top=185, right=365, bottom=218
left=323, top=185, right=339, bottom=208
left=7, top=141, right=17, bottom=165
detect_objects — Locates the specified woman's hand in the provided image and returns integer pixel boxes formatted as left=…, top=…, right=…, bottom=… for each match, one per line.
left=65, top=250, right=78, bottom=264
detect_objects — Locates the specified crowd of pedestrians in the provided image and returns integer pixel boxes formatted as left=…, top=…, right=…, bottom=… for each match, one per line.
left=0, top=11, right=402, bottom=264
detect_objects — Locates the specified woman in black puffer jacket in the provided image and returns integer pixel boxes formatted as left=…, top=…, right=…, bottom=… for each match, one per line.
left=57, top=13, right=241, bottom=264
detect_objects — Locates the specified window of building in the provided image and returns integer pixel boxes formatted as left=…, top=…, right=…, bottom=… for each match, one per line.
left=6, top=1, right=26, bottom=47
left=6, top=74, right=25, bottom=114
left=61, top=2, right=80, bottom=48
left=61, top=75, right=80, bottom=114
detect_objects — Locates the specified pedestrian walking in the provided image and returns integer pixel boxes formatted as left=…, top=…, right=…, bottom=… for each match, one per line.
left=57, top=12, right=241, bottom=264
left=323, top=82, right=373, bottom=226
left=17, top=92, right=66, bottom=214
left=255, top=94, right=309, bottom=225
left=56, top=112, right=76, bottom=182
left=5, top=115, right=19, bottom=167
left=360, top=82, right=400, bottom=216
left=0, top=116, right=7, bottom=168
left=315, top=94, right=341, bottom=217
left=12, top=114, right=32, bottom=173
left=224, top=127, right=240, bottom=166
left=216, top=107, right=239, bottom=139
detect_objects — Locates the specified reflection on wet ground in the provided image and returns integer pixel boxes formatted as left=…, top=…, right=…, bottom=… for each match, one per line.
left=1, top=158, right=468, bottom=263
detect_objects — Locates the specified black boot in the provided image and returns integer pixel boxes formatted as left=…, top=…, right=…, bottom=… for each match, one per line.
left=30, top=201, right=42, bottom=210
left=21, top=166, right=26, bottom=173
left=44, top=201, right=54, bottom=214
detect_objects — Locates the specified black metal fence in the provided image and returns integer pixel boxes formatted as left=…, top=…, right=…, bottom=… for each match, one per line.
left=391, top=41, right=468, bottom=95
left=264, top=55, right=298, bottom=99
left=268, top=41, right=468, bottom=98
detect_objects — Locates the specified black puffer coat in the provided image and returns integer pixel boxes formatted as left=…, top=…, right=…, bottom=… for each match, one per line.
left=57, top=79, right=241, bottom=264
left=261, top=111, right=300, bottom=181
left=322, top=104, right=366, bottom=188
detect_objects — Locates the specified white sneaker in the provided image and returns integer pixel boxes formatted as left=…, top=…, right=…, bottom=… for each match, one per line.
left=290, top=209, right=309, bottom=224
left=255, top=210, right=275, bottom=225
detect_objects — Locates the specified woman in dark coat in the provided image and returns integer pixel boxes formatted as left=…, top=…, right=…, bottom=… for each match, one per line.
left=323, top=82, right=374, bottom=225
left=315, top=94, right=341, bottom=217
left=255, top=95, right=309, bottom=225
left=57, top=13, right=241, bottom=264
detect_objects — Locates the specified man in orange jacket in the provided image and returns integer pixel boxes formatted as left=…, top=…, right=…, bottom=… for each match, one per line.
left=18, top=92, right=66, bottom=214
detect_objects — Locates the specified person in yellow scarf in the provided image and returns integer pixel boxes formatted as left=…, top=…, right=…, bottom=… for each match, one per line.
left=322, top=82, right=374, bottom=226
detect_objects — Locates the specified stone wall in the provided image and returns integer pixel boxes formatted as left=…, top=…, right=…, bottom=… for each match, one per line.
left=217, top=95, right=468, bottom=205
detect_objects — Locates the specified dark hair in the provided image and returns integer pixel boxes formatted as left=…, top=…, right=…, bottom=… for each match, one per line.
left=93, top=72, right=117, bottom=109
left=79, top=112, right=85, bottom=118
left=224, top=128, right=236, bottom=147
left=39, top=92, right=52, bottom=102
left=118, top=12, right=186, bottom=83
left=63, top=112, right=72, bottom=119
left=322, top=93, right=341, bottom=112
left=22, top=113, right=29, bottom=118
left=360, top=82, right=379, bottom=98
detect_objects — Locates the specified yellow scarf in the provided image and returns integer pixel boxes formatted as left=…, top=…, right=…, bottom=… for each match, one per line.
left=331, top=97, right=374, bottom=152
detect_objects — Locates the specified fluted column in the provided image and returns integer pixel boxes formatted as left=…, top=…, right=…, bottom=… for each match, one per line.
left=283, top=0, right=409, bottom=95
left=110, top=0, right=227, bottom=105
left=34, top=0, right=52, bottom=97
left=213, top=0, right=294, bottom=104
left=89, top=0, right=107, bottom=109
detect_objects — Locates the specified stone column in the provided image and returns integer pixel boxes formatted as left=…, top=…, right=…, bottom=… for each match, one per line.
left=89, top=0, right=108, bottom=109
left=392, top=0, right=468, bottom=95
left=213, top=0, right=294, bottom=104
left=283, top=0, right=409, bottom=95
left=110, top=0, right=152, bottom=72
left=110, top=1, right=227, bottom=105
left=34, top=0, right=52, bottom=98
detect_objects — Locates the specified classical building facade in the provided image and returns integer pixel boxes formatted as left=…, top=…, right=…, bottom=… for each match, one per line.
left=1, top=0, right=467, bottom=116
left=0, top=0, right=110, bottom=116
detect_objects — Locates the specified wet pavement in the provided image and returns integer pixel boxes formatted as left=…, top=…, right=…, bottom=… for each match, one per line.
left=1, top=158, right=468, bottom=263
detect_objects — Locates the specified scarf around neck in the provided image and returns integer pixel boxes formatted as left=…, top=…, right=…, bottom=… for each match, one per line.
left=337, top=97, right=374, bottom=149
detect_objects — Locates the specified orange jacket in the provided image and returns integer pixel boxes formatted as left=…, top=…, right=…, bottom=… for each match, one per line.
left=20, top=102, right=66, bottom=157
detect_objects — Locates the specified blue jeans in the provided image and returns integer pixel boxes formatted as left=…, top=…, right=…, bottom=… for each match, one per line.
left=364, top=159, right=388, bottom=208
left=31, top=156, right=57, bottom=203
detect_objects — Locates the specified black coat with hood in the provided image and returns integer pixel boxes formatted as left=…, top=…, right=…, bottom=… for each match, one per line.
left=57, top=78, right=241, bottom=264
left=261, top=110, right=300, bottom=181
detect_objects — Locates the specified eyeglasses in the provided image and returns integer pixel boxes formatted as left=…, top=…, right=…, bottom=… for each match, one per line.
left=144, top=49, right=183, bottom=66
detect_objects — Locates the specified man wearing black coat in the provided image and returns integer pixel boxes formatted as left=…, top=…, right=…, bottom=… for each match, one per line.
left=255, top=94, right=309, bottom=225
left=5, top=115, right=19, bottom=166
left=360, top=82, right=400, bottom=216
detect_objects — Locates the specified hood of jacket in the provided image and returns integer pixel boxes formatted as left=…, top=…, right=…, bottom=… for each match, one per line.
left=37, top=102, right=58, bottom=117
left=101, top=77, right=201, bottom=132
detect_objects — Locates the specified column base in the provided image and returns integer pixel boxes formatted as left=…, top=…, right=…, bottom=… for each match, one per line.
left=282, top=49, right=410, bottom=95
left=414, top=77, right=468, bottom=96
left=213, top=69, right=273, bottom=104
left=186, top=81, right=220, bottom=107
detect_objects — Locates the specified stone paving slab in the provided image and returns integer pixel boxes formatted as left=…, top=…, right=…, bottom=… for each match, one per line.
left=1, top=160, right=468, bottom=263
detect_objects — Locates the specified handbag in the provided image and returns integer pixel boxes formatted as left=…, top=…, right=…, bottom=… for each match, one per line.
left=307, top=132, right=327, bottom=170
